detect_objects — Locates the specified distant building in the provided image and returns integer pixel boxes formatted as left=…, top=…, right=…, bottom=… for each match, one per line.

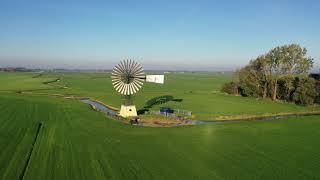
left=0, top=67, right=30, bottom=72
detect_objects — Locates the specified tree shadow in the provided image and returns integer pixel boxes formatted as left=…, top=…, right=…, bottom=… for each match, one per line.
left=137, top=95, right=183, bottom=115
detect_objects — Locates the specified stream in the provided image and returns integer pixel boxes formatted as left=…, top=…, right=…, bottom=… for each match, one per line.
left=80, top=99, right=318, bottom=127
left=81, top=99, right=118, bottom=116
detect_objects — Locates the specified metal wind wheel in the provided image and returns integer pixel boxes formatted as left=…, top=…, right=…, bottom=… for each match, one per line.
left=111, top=59, right=145, bottom=95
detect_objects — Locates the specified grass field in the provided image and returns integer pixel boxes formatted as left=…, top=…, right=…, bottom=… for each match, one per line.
left=0, top=72, right=56, bottom=91
left=1, top=93, right=320, bottom=179
left=1, top=72, right=319, bottom=120
left=1, top=72, right=320, bottom=179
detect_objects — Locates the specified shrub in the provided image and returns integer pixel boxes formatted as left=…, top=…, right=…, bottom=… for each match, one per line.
left=292, top=77, right=317, bottom=105
left=221, top=82, right=239, bottom=95
left=313, top=80, right=320, bottom=104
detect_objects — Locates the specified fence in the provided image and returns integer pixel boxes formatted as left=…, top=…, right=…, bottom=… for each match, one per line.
left=144, top=109, right=192, bottom=119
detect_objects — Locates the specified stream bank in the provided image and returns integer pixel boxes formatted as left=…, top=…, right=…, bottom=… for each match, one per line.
left=80, top=99, right=320, bottom=127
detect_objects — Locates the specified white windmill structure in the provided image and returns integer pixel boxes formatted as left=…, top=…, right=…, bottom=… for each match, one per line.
left=111, top=59, right=164, bottom=117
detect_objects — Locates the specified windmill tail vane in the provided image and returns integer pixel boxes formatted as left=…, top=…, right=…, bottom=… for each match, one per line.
left=145, top=75, right=164, bottom=84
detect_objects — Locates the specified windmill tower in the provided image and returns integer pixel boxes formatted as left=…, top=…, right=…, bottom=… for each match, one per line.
left=111, top=59, right=164, bottom=118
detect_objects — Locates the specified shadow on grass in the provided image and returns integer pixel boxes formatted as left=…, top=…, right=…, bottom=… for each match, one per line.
left=137, top=95, right=183, bottom=115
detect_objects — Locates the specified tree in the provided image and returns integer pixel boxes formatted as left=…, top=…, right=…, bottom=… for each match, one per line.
left=253, top=56, right=269, bottom=98
left=264, top=44, right=313, bottom=100
left=237, top=56, right=268, bottom=97
left=277, top=76, right=295, bottom=101
left=222, top=44, right=315, bottom=104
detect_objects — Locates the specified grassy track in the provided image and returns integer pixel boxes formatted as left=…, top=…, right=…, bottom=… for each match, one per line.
left=0, top=94, right=320, bottom=179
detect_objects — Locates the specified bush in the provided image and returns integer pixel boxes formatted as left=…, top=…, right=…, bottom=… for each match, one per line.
left=292, top=77, right=317, bottom=105
left=313, top=80, right=320, bottom=104
left=221, top=82, right=239, bottom=95
left=315, top=96, right=320, bottom=104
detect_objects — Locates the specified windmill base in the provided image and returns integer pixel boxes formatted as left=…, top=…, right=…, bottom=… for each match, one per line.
left=119, top=105, right=137, bottom=118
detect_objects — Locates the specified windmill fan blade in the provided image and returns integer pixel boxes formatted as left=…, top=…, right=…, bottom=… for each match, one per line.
left=111, top=59, right=145, bottom=95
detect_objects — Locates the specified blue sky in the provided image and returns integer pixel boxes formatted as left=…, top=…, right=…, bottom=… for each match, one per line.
left=0, top=0, right=319, bottom=70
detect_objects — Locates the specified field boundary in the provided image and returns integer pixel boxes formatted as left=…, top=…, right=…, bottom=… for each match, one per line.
left=211, top=111, right=320, bottom=121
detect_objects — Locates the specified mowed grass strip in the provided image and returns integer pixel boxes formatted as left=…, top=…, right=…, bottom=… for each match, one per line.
left=1, top=94, right=320, bottom=179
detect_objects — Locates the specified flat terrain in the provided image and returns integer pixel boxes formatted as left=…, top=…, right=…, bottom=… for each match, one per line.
left=1, top=94, right=320, bottom=179
left=0, top=72, right=55, bottom=91
left=0, top=72, right=320, bottom=179
left=1, top=72, right=318, bottom=120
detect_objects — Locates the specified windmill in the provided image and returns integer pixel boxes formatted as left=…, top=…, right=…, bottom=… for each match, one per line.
left=111, top=59, right=164, bottom=117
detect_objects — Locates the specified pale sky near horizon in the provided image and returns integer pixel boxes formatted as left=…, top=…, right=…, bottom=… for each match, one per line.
left=0, top=0, right=319, bottom=70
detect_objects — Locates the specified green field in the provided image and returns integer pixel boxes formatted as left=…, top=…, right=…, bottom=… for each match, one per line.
left=1, top=72, right=318, bottom=120
left=0, top=72, right=56, bottom=91
left=1, top=72, right=320, bottom=179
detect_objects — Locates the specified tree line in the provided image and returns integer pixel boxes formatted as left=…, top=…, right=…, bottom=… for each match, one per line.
left=222, top=44, right=319, bottom=105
